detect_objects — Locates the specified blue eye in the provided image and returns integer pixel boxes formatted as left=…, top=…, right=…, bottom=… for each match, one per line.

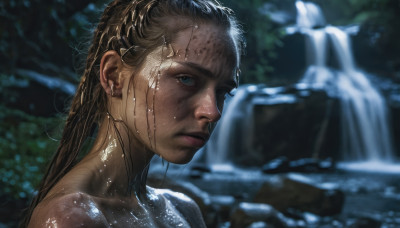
left=177, top=75, right=195, bottom=86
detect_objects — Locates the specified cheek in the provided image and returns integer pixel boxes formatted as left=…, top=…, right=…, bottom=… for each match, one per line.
left=154, top=87, right=191, bottom=124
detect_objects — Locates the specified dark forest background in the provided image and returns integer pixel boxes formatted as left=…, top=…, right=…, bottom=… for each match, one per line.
left=0, top=0, right=399, bottom=225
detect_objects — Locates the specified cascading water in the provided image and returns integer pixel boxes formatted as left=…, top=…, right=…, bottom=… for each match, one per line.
left=203, top=0, right=397, bottom=171
left=294, top=0, right=395, bottom=164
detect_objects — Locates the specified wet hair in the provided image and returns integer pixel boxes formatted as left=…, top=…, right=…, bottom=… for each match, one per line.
left=20, top=0, right=244, bottom=226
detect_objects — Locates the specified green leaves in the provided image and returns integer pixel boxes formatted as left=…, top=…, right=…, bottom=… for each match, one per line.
left=0, top=104, right=61, bottom=199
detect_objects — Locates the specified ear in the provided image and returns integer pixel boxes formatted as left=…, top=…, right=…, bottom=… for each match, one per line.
left=100, top=50, right=124, bottom=97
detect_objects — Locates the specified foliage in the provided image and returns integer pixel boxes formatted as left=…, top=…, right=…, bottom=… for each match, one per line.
left=0, top=104, right=62, bottom=199
left=220, top=0, right=289, bottom=84
left=0, top=72, right=62, bottom=200
left=0, top=0, right=108, bottom=81
left=310, top=0, right=400, bottom=78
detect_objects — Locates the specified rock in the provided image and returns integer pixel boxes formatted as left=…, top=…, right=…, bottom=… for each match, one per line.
left=249, top=87, right=341, bottom=166
left=253, top=174, right=344, bottom=216
left=230, top=202, right=294, bottom=228
left=188, top=163, right=212, bottom=179
left=246, top=221, right=270, bottom=228
left=348, top=217, right=381, bottom=228
left=209, top=195, right=236, bottom=223
left=262, top=157, right=290, bottom=173
left=247, top=222, right=271, bottom=228
left=262, top=157, right=335, bottom=173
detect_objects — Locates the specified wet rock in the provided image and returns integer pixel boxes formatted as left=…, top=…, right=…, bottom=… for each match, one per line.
left=348, top=217, right=381, bottom=228
left=230, top=202, right=295, bottom=228
left=261, top=157, right=290, bottom=173
left=188, top=164, right=212, bottom=179
left=209, top=195, right=236, bottom=223
left=246, top=87, right=341, bottom=166
left=253, top=174, right=344, bottom=216
left=262, top=157, right=335, bottom=173
left=246, top=221, right=270, bottom=228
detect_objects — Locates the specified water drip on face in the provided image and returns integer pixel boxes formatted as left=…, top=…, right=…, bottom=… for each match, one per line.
left=45, top=217, right=58, bottom=228
left=132, top=77, right=138, bottom=135
left=145, top=85, right=153, bottom=149
left=106, top=177, right=112, bottom=187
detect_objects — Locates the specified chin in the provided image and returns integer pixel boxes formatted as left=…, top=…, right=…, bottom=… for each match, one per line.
left=165, top=148, right=198, bottom=164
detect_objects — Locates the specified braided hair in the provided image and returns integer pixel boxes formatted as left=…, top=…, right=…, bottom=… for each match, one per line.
left=21, top=0, right=243, bottom=226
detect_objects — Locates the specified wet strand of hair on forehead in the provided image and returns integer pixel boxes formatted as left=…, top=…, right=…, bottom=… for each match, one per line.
left=184, top=24, right=199, bottom=61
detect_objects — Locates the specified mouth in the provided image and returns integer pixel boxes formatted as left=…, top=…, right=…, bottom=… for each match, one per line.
left=179, top=132, right=210, bottom=148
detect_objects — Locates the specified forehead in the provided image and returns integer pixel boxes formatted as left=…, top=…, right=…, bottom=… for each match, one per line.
left=170, top=22, right=238, bottom=78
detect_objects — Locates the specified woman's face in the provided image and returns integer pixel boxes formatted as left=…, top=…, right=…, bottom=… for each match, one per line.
left=123, top=22, right=238, bottom=164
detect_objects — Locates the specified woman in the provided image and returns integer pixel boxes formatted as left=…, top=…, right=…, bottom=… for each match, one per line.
left=22, top=0, right=243, bottom=227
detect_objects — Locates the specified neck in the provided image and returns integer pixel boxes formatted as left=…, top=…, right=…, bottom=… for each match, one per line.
left=83, top=116, right=155, bottom=198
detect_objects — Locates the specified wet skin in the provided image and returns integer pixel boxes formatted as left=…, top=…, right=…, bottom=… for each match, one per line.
left=28, top=22, right=238, bottom=227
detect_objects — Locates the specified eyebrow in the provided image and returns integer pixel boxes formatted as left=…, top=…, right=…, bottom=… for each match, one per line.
left=176, top=61, right=238, bottom=88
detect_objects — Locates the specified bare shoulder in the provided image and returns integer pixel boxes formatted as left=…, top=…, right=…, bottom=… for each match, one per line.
left=155, top=188, right=206, bottom=227
left=28, top=192, right=108, bottom=228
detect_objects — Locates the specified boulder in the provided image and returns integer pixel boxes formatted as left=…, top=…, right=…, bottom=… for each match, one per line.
left=253, top=174, right=344, bottom=216
left=348, top=217, right=381, bottom=228
left=262, top=157, right=335, bottom=173
left=230, top=202, right=294, bottom=228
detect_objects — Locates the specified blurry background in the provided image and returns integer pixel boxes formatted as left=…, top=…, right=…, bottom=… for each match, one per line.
left=1, top=0, right=400, bottom=227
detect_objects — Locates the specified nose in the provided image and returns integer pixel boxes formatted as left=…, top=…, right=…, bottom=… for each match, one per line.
left=194, top=88, right=222, bottom=123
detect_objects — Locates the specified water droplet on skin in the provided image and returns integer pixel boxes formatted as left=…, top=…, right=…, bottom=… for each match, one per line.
left=121, top=154, right=125, bottom=158
left=74, top=201, right=77, bottom=204
left=173, top=116, right=176, bottom=120
left=104, top=164, right=107, bottom=167
left=99, top=169, right=103, bottom=173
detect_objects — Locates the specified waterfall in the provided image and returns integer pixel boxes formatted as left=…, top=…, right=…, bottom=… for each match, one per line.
left=203, top=1, right=396, bottom=169
left=205, top=85, right=258, bottom=166
left=204, top=85, right=297, bottom=167
left=296, top=1, right=395, bottom=162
